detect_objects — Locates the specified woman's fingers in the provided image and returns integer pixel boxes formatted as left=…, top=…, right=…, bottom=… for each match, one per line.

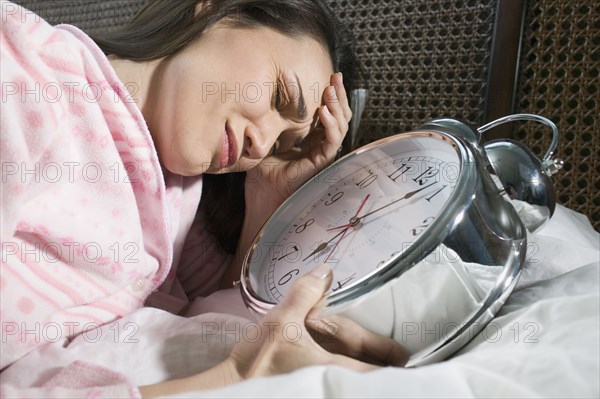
left=230, top=265, right=407, bottom=380
left=318, top=103, right=340, bottom=157
left=271, top=264, right=333, bottom=321
left=324, top=85, right=348, bottom=136
left=307, top=316, right=410, bottom=367
left=279, top=72, right=350, bottom=174
left=318, top=73, right=352, bottom=160
left=332, top=72, right=352, bottom=122
left=326, top=73, right=352, bottom=137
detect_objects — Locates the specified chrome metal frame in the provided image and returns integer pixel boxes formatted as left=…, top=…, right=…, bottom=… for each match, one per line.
left=241, top=124, right=529, bottom=366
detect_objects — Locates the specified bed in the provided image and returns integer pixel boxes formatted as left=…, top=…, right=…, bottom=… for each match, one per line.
left=2, top=204, right=598, bottom=397
left=6, top=0, right=600, bottom=397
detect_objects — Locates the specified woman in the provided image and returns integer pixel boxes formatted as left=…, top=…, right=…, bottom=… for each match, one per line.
left=0, top=0, right=406, bottom=397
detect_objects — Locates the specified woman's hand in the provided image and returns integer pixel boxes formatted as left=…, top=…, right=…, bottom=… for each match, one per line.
left=226, top=264, right=408, bottom=379
left=246, top=72, right=351, bottom=215
left=220, top=72, right=351, bottom=288
left=226, top=264, right=407, bottom=379
left=141, top=265, right=408, bottom=397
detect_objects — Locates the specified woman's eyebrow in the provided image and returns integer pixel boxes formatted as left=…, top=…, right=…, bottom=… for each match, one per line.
left=293, top=72, right=308, bottom=120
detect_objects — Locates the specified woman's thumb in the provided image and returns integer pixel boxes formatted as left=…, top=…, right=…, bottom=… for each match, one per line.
left=276, top=264, right=332, bottom=320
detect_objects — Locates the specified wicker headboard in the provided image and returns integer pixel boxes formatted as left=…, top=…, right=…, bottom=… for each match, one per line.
left=13, top=0, right=151, bottom=34
left=328, top=0, right=497, bottom=144
left=13, top=0, right=599, bottom=230
left=327, top=0, right=598, bottom=230
left=514, top=0, right=599, bottom=230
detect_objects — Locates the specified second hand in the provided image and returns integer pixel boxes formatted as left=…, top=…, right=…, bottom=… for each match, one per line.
left=302, top=194, right=370, bottom=262
left=323, top=194, right=370, bottom=263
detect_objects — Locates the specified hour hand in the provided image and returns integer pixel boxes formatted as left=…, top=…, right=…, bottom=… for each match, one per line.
left=301, top=227, right=348, bottom=262
left=303, top=195, right=370, bottom=262
left=302, top=242, right=329, bottom=262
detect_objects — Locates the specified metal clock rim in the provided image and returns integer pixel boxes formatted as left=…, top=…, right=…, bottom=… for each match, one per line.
left=322, top=131, right=478, bottom=309
left=240, top=130, right=479, bottom=315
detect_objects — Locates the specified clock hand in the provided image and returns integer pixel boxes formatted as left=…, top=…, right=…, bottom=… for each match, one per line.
left=275, top=245, right=299, bottom=261
left=356, top=182, right=437, bottom=221
left=301, top=228, right=347, bottom=261
left=309, top=184, right=436, bottom=263
left=303, top=195, right=370, bottom=262
left=324, top=227, right=350, bottom=263
left=326, top=194, right=371, bottom=231
left=325, top=183, right=437, bottom=232
left=322, top=194, right=369, bottom=262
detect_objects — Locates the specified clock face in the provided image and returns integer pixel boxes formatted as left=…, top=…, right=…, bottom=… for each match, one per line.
left=244, top=132, right=463, bottom=305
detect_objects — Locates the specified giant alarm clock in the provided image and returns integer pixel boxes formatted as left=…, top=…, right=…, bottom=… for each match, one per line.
left=240, top=114, right=563, bottom=366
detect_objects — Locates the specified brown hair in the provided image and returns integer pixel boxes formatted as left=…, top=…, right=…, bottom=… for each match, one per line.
left=92, top=0, right=362, bottom=254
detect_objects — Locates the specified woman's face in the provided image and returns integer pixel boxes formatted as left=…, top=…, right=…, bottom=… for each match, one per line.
left=146, top=22, right=335, bottom=176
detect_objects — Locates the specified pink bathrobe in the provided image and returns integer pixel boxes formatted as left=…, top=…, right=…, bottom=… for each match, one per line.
left=1, top=2, right=230, bottom=396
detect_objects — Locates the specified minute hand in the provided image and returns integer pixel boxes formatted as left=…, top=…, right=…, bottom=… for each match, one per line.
left=357, top=182, right=437, bottom=221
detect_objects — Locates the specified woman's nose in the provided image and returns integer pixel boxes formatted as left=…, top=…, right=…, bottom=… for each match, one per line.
left=243, top=124, right=277, bottom=160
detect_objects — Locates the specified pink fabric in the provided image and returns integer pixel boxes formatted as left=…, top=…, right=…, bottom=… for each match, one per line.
left=1, top=2, right=230, bottom=397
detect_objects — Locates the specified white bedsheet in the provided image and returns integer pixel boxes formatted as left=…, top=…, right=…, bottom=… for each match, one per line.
left=3, top=205, right=599, bottom=397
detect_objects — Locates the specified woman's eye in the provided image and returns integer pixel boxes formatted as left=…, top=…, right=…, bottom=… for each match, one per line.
left=274, top=80, right=287, bottom=111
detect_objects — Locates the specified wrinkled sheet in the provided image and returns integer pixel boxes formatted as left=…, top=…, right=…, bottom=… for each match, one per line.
left=2, top=205, right=598, bottom=398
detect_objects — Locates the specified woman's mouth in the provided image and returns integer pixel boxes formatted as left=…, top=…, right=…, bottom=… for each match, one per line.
left=220, top=123, right=238, bottom=168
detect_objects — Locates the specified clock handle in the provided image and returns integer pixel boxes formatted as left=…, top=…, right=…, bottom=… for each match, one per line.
left=478, top=114, right=564, bottom=232
left=477, top=113, right=563, bottom=167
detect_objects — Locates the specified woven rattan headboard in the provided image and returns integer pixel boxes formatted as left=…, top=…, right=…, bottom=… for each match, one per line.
left=327, top=0, right=497, bottom=145
left=12, top=0, right=151, bottom=34
left=514, top=0, right=599, bottom=230
left=12, top=0, right=599, bottom=230
left=328, top=0, right=598, bottom=230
